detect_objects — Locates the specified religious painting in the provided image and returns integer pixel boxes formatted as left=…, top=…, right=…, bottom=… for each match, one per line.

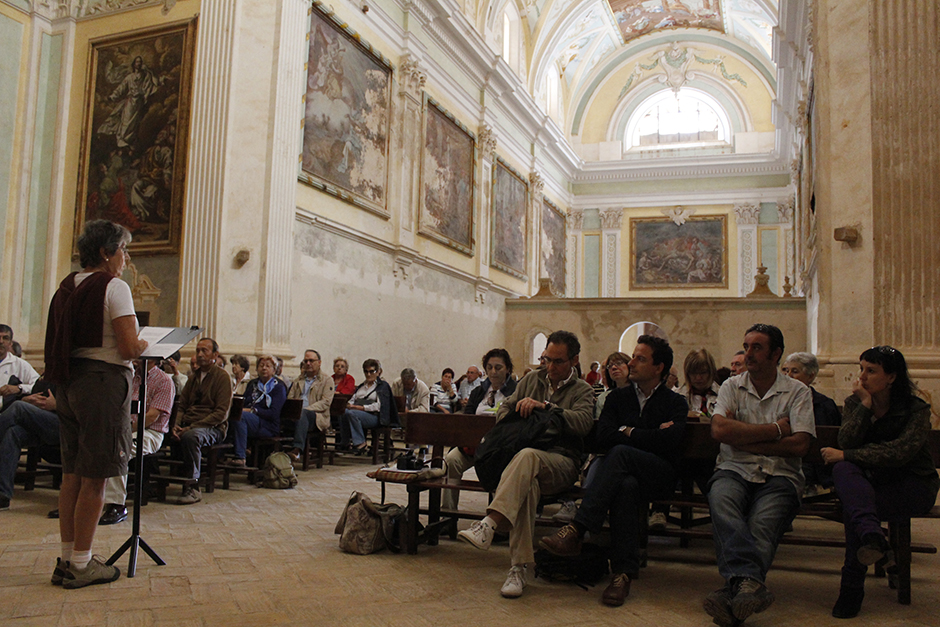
left=630, top=215, right=727, bottom=289
left=608, top=0, right=724, bottom=44
left=419, top=99, right=475, bottom=254
left=75, top=19, right=197, bottom=255
left=541, top=199, right=566, bottom=296
left=301, top=2, right=392, bottom=216
left=490, top=159, right=528, bottom=280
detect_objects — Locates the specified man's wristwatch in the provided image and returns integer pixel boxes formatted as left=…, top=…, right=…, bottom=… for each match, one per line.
left=543, top=401, right=553, bottom=411
left=618, top=425, right=634, bottom=437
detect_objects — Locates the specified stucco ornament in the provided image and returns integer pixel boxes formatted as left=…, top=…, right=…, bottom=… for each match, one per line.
left=620, top=42, right=748, bottom=99
left=733, top=202, right=760, bottom=225
left=599, top=208, right=623, bottom=230
left=79, top=0, right=177, bottom=17
left=478, top=125, right=498, bottom=157
left=662, top=205, right=695, bottom=226
left=528, top=171, right=544, bottom=196
left=399, top=55, right=427, bottom=98
left=566, top=208, right=584, bottom=231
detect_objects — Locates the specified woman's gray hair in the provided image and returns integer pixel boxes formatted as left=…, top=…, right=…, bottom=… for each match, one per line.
left=76, top=220, right=131, bottom=269
left=784, top=351, right=820, bottom=379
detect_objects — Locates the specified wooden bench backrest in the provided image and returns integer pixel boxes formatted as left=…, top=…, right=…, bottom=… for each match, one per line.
left=330, top=394, right=351, bottom=417
left=929, top=430, right=940, bottom=467
left=228, top=395, right=244, bottom=422
left=679, top=422, right=842, bottom=464
left=403, top=411, right=496, bottom=463
left=281, top=397, right=304, bottom=422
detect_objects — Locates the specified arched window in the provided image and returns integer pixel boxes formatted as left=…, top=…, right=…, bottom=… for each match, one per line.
left=625, top=88, right=731, bottom=150
left=545, top=68, right=562, bottom=124
left=531, top=332, right=548, bottom=364
left=500, top=3, right=523, bottom=78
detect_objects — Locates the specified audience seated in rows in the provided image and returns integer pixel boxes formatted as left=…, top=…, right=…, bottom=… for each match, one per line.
left=456, top=365, right=482, bottom=410
left=442, top=348, right=517, bottom=511
left=0, top=325, right=40, bottom=412
left=331, top=357, right=356, bottom=395
left=100, top=360, right=175, bottom=525
left=285, top=350, right=335, bottom=463
left=457, top=331, right=595, bottom=599
left=0, top=378, right=59, bottom=511
left=338, top=359, right=397, bottom=453
left=430, top=368, right=458, bottom=413
left=391, top=368, right=430, bottom=412
left=230, top=354, right=250, bottom=396
left=676, top=348, right=721, bottom=421
left=170, top=338, right=232, bottom=505
left=230, top=355, right=287, bottom=466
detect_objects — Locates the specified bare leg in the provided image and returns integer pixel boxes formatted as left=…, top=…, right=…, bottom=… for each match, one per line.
left=60, top=474, right=107, bottom=551
left=59, top=473, right=80, bottom=544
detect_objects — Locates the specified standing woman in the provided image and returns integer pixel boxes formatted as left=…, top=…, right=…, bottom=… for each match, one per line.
left=44, top=220, right=148, bottom=588
left=821, top=346, right=939, bottom=619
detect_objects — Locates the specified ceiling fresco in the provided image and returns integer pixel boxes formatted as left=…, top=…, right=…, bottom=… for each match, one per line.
left=607, top=0, right=725, bottom=44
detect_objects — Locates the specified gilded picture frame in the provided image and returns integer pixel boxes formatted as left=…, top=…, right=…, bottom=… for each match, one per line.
left=419, top=97, right=476, bottom=255
left=75, top=19, right=197, bottom=255
left=630, top=215, right=728, bottom=289
left=490, top=158, right=528, bottom=280
left=541, top=198, right=566, bottom=296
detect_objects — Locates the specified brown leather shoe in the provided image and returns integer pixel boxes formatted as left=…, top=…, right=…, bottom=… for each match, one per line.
left=602, top=573, right=631, bottom=606
left=538, top=524, right=582, bottom=557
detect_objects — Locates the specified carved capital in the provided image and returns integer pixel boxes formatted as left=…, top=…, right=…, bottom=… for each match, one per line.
left=478, top=125, right=497, bottom=158
left=33, top=0, right=76, bottom=18
left=777, top=197, right=795, bottom=223
left=528, top=171, right=544, bottom=196
left=599, top=208, right=623, bottom=230
left=566, top=209, right=584, bottom=231
left=734, top=202, right=761, bottom=225
left=398, top=55, right=427, bottom=98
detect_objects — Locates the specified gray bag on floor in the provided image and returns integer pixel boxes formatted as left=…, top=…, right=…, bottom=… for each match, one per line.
left=334, top=491, right=404, bottom=554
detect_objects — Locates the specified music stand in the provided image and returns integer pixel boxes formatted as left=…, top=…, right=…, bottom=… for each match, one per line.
left=108, top=326, right=202, bottom=577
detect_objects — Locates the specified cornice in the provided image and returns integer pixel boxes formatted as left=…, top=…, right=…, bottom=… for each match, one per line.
left=570, top=187, right=793, bottom=210
left=506, top=295, right=807, bottom=311
left=572, top=153, right=791, bottom=184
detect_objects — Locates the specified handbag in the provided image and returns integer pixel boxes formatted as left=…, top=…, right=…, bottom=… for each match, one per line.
left=473, top=408, right=566, bottom=492
left=334, top=491, right=404, bottom=554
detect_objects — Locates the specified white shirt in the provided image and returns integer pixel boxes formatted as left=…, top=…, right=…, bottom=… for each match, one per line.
left=458, top=377, right=482, bottom=401
left=70, top=273, right=138, bottom=369
left=713, top=372, right=816, bottom=489
left=0, top=353, right=40, bottom=409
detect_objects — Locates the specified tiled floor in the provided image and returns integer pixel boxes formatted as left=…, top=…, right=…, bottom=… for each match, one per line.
left=1, top=460, right=938, bottom=626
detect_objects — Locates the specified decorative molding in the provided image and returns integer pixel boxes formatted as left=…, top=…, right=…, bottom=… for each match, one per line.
left=398, top=54, right=426, bottom=99
left=477, top=124, right=497, bottom=158
left=777, top=197, right=795, bottom=223
left=733, top=202, right=761, bottom=225
left=604, top=233, right=617, bottom=297
left=474, top=278, right=492, bottom=304
left=76, top=0, right=177, bottom=17
left=566, top=208, right=584, bottom=231
left=528, top=171, right=544, bottom=196
left=127, top=263, right=161, bottom=304
left=599, top=208, right=623, bottom=230
left=618, top=42, right=748, bottom=100
left=661, top=205, right=695, bottom=226
left=739, top=229, right=755, bottom=295
left=393, top=251, right=415, bottom=283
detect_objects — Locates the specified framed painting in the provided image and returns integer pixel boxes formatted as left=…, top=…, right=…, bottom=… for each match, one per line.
left=490, top=158, right=528, bottom=280
left=419, top=98, right=475, bottom=254
left=540, top=199, right=566, bottom=296
left=630, top=215, right=728, bottom=289
left=301, top=1, right=392, bottom=216
left=75, top=19, right=197, bottom=255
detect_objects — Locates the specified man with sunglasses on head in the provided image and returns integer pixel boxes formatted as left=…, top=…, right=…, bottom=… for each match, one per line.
left=285, top=350, right=334, bottom=463
left=457, top=330, right=594, bottom=598
left=703, top=323, right=815, bottom=627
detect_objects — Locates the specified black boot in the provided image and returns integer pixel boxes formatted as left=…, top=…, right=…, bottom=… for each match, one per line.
left=831, top=587, right=864, bottom=619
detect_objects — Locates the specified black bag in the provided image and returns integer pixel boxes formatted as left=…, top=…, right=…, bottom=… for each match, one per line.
left=473, top=408, right=566, bottom=492
left=534, top=543, right=610, bottom=590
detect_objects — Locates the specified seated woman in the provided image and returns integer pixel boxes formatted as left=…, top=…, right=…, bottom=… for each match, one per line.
left=332, top=357, right=356, bottom=395
left=595, top=351, right=631, bottom=419
left=821, top=346, right=939, bottom=619
left=339, top=359, right=395, bottom=452
left=231, top=355, right=287, bottom=466
left=430, top=368, right=458, bottom=414
left=676, top=348, right=720, bottom=421
left=442, top=348, right=516, bottom=510
left=783, top=351, right=841, bottom=493
left=230, top=354, right=250, bottom=396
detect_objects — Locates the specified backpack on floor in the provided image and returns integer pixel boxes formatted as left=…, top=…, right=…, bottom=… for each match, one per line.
left=260, top=451, right=298, bottom=489
left=534, top=543, right=610, bottom=590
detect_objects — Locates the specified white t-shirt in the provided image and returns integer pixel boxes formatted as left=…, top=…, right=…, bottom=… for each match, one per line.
left=70, top=273, right=137, bottom=370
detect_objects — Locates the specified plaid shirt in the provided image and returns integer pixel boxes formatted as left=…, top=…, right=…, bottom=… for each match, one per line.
left=133, top=364, right=175, bottom=433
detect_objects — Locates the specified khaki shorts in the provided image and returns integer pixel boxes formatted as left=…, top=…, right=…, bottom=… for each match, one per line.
left=57, top=359, right=133, bottom=478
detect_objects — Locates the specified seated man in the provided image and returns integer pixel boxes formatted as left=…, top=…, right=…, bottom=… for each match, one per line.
left=457, top=330, right=594, bottom=598
left=171, top=338, right=232, bottom=505
left=285, top=349, right=334, bottom=462
left=0, top=325, right=40, bottom=412
left=100, top=360, right=175, bottom=524
left=539, top=335, right=687, bottom=606
left=456, top=365, right=482, bottom=410
left=703, top=323, right=815, bottom=627
left=730, top=350, right=746, bottom=376
left=391, top=368, right=430, bottom=412
left=0, top=384, right=59, bottom=511
left=442, top=348, right=516, bottom=511
left=231, top=354, right=287, bottom=466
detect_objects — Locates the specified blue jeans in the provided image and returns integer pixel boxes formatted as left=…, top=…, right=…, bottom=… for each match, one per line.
left=232, top=411, right=279, bottom=459
left=574, top=445, right=677, bottom=577
left=0, top=402, right=60, bottom=499
left=707, top=469, right=801, bottom=583
left=341, top=409, right=378, bottom=447
left=291, top=409, right=316, bottom=450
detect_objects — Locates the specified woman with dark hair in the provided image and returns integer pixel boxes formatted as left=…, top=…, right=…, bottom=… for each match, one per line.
left=230, top=354, right=251, bottom=396
left=821, top=346, right=939, bottom=619
left=430, top=367, right=458, bottom=414
left=44, top=219, right=148, bottom=588
left=338, top=358, right=396, bottom=452
left=595, top=351, right=630, bottom=419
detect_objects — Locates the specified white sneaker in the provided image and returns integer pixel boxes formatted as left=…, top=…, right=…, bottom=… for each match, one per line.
left=457, top=520, right=495, bottom=550
left=552, top=500, right=577, bottom=523
left=501, top=565, right=527, bottom=598
left=649, top=511, right=667, bottom=530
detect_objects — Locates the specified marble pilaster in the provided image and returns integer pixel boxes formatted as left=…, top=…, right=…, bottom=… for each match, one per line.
left=475, top=123, right=497, bottom=279
left=733, top=202, right=760, bottom=297
left=566, top=209, right=583, bottom=297
left=599, top=208, right=622, bottom=298
left=394, top=54, right=425, bottom=248
left=527, top=170, right=544, bottom=294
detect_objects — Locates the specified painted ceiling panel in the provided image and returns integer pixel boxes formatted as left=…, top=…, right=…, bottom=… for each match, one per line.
left=608, top=0, right=725, bottom=43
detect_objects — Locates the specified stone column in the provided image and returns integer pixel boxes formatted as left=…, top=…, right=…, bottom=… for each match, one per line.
left=476, top=124, right=497, bottom=279
left=566, top=209, right=583, bottom=297
left=733, top=202, right=760, bottom=296
left=527, top=171, right=544, bottom=294
left=393, top=54, right=426, bottom=249
left=599, top=208, right=623, bottom=297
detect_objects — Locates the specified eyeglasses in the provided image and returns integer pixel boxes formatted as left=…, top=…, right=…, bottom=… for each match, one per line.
left=302, top=359, right=319, bottom=363
left=363, top=368, right=377, bottom=374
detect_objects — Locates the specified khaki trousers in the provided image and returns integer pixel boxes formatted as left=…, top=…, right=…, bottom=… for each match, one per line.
left=487, top=448, right=579, bottom=566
